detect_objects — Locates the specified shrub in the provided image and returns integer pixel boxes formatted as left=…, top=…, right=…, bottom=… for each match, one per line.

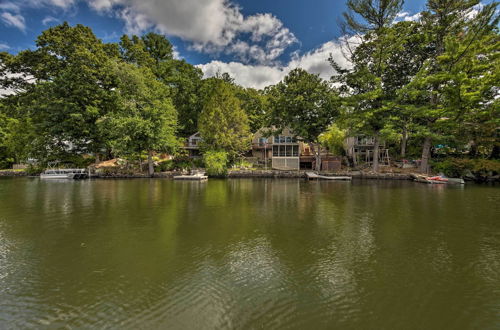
left=432, top=158, right=500, bottom=178
left=192, top=158, right=205, bottom=169
left=172, top=156, right=192, bottom=170
left=203, top=151, right=228, bottom=177
left=155, top=159, right=174, bottom=172
left=25, top=164, right=44, bottom=175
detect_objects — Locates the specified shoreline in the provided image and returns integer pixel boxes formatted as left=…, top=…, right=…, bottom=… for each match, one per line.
left=1, top=169, right=498, bottom=182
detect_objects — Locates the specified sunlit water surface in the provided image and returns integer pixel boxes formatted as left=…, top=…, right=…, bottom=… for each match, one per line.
left=0, top=178, right=498, bottom=329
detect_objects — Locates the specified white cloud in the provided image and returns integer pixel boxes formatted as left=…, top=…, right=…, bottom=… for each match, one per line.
left=197, top=36, right=355, bottom=89
left=0, top=2, right=20, bottom=13
left=24, top=0, right=77, bottom=10
left=85, top=0, right=297, bottom=64
left=1, top=12, right=26, bottom=32
left=0, top=43, right=10, bottom=50
left=395, top=11, right=421, bottom=22
left=42, top=16, right=60, bottom=25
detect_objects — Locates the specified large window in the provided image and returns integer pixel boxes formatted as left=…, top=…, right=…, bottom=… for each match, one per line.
left=274, top=135, right=297, bottom=144
left=272, top=145, right=299, bottom=157
left=273, top=145, right=279, bottom=156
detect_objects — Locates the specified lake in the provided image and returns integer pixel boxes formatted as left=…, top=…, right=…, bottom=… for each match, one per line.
left=0, top=178, right=498, bottom=329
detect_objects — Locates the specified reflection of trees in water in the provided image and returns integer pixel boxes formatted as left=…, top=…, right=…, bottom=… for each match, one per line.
left=1, top=179, right=499, bottom=328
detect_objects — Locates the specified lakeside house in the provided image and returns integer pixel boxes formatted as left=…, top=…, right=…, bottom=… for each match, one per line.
left=184, top=128, right=342, bottom=171
left=346, top=136, right=390, bottom=166
left=184, top=132, right=203, bottom=158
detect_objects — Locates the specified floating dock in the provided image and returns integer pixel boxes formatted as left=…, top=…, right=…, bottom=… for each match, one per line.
left=306, top=172, right=352, bottom=181
left=173, top=173, right=208, bottom=181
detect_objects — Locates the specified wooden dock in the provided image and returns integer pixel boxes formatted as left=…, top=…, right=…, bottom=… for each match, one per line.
left=173, top=173, right=208, bottom=181
left=306, top=172, right=352, bottom=181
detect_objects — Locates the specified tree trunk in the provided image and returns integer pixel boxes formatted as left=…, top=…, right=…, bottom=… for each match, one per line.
left=313, top=143, right=322, bottom=172
left=315, top=152, right=322, bottom=172
left=372, top=135, right=380, bottom=173
left=401, top=127, right=407, bottom=158
left=147, top=150, right=154, bottom=177
left=469, top=140, right=478, bottom=157
left=420, top=137, right=432, bottom=174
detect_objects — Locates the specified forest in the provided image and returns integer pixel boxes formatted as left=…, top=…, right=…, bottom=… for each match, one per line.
left=0, top=0, right=498, bottom=177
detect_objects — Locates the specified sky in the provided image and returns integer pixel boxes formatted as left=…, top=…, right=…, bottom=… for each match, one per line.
left=0, top=0, right=490, bottom=89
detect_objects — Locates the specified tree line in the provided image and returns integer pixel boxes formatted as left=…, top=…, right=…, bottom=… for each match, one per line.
left=0, top=0, right=498, bottom=175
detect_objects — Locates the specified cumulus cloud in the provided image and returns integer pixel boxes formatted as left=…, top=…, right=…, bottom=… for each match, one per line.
left=395, top=11, right=422, bottom=22
left=1, top=12, right=26, bottom=32
left=197, top=36, right=356, bottom=89
left=84, top=0, right=297, bottom=64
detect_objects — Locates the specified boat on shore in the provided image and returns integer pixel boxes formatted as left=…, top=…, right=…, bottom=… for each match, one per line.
left=306, top=172, right=352, bottom=181
left=411, top=173, right=464, bottom=184
left=173, top=171, right=208, bottom=181
left=40, top=169, right=89, bottom=180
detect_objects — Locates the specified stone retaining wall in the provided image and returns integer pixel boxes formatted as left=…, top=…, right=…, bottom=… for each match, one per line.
left=228, top=170, right=413, bottom=180
left=0, top=171, right=27, bottom=177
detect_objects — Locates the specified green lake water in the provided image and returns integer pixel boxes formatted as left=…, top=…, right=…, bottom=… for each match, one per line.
left=0, top=178, right=499, bottom=329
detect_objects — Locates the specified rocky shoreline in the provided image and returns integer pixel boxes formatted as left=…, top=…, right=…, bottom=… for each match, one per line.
left=1, top=169, right=497, bottom=182
left=0, top=170, right=28, bottom=177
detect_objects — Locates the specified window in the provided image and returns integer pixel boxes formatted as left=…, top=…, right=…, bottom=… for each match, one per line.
left=286, top=136, right=292, bottom=143
left=273, top=145, right=279, bottom=156
left=279, top=136, right=286, bottom=143
left=293, top=145, right=299, bottom=156
left=285, top=145, right=292, bottom=156
left=274, top=136, right=279, bottom=143
left=259, top=137, right=267, bottom=144
left=279, top=145, right=286, bottom=156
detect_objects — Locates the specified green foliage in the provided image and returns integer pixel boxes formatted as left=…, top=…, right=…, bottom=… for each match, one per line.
left=267, top=68, right=338, bottom=143
left=2, top=22, right=118, bottom=160
left=102, top=61, right=178, bottom=158
left=161, top=59, right=204, bottom=136
left=25, top=164, right=45, bottom=176
left=198, top=80, right=251, bottom=160
left=432, top=158, right=500, bottom=178
left=155, top=160, right=174, bottom=172
left=235, top=87, right=269, bottom=133
left=203, top=151, right=228, bottom=177
left=319, top=124, right=347, bottom=155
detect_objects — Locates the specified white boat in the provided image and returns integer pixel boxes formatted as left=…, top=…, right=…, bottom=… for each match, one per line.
left=174, top=171, right=208, bottom=181
left=306, top=172, right=352, bottom=181
left=40, top=168, right=88, bottom=179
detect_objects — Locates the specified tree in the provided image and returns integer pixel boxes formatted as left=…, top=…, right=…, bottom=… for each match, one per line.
left=267, top=68, right=339, bottom=171
left=402, top=0, right=498, bottom=172
left=203, top=151, right=229, bottom=176
left=102, top=62, right=178, bottom=176
left=161, top=59, right=204, bottom=137
left=198, top=80, right=251, bottom=161
left=235, top=87, right=269, bottom=133
left=120, top=33, right=204, bottom=137
left=332, top=0, right=404, bottom=172
left=1, top=22, right=118, bottom=162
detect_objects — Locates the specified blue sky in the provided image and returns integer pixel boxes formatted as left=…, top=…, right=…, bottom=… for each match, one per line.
left=0, top=0, right=487, bottom=88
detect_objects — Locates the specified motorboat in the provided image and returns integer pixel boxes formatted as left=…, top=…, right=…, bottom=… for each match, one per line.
left=40, top=168, right=88, bottom=179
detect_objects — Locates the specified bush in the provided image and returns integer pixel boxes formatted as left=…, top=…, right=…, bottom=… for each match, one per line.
left=432, top=158, right=500, bottom=178
left=172, top=156, right=192, bottom=170
left=233, top=159, right=254, bottom=169
left=25, top=164, right=44, bottom=175
left=203, top=151, right=228, bottom=177
left=155, top=159, right=174, bottom=172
